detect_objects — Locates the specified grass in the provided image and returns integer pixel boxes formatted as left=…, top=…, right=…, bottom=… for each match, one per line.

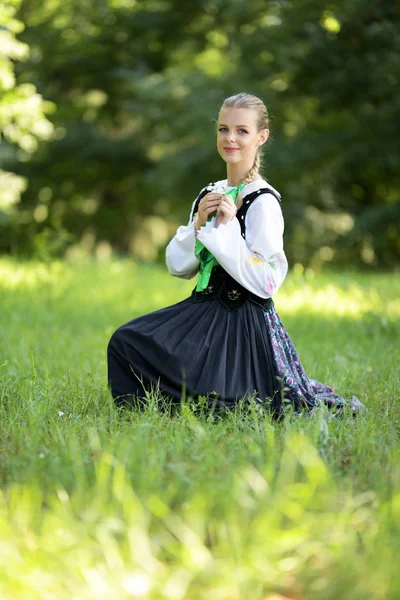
left=0, top=256, right=399, bottom=599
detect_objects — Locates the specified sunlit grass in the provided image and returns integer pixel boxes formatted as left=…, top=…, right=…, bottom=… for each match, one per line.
left=0, top=256, right=399, bottom=599
left=1, top=257, right=398, bottom=317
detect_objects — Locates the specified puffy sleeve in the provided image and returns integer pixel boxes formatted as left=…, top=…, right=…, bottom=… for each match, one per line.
left=165, top=197, right=200, bottom=279
left=196, top=193, right=288, bottom=298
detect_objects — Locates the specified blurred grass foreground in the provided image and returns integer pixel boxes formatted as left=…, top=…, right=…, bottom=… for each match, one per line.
left=0, top=257, right=400, bottom=599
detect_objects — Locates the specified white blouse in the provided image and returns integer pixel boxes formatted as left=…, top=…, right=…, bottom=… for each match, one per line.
left=165, top=178, right=288, bottom=299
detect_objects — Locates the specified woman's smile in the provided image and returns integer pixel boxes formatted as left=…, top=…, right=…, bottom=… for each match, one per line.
left=217, top=107, right=266, bottom=175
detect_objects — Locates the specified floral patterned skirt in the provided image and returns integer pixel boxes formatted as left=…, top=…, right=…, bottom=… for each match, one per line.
left=264, top=305, right=364, bottom=415
left=107, top=296, right=365, bottom=415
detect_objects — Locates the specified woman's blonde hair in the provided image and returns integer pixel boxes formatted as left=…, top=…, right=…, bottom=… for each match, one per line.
left=220, top=93, right=269, bottom=186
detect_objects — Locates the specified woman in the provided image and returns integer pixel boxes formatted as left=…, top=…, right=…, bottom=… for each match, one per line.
left=107, top=93, right=364, bottom=416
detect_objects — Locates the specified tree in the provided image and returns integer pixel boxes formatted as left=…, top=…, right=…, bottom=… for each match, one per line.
left=1, top=0, right=399, bottom=267
left=0, top=0, right=54, bottom=239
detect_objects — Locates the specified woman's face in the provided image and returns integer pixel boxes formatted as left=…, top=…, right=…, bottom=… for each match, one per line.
left=217, top=107, right=269, bottom=168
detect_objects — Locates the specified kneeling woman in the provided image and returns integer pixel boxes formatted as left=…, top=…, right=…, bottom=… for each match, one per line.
left=107, top=93, right=364, bottom=416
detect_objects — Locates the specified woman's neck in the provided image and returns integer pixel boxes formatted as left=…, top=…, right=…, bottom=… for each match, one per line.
left=226, top=163, right=258, bottom=187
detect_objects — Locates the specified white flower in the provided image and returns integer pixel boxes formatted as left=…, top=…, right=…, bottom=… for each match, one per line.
left=58, top=410, right=65, bottom=417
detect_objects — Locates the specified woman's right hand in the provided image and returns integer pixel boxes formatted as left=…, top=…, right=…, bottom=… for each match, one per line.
left=195, top=192, right=222, bottom=230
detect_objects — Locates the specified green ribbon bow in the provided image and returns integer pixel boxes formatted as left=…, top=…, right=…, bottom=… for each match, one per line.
left=195, top=183, right=244, bottom=292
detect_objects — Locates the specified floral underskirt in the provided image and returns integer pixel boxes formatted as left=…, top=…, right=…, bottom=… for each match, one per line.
left=264, top=305, right=365, bottom=415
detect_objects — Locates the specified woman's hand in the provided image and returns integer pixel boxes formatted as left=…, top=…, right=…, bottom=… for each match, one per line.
left=195, top=192, right=222, bottom=230
left=216, top=194, right=237, bottom=227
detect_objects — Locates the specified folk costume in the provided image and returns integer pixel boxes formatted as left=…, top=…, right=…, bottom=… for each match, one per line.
left=107, top=179, right=364, bottom=415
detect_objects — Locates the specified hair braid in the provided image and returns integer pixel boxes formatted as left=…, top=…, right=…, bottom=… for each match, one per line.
left=241, top=151, right=261, bottom=186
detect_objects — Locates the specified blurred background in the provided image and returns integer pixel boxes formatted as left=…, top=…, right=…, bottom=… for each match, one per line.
left=1, top=0, right=399, bottom=269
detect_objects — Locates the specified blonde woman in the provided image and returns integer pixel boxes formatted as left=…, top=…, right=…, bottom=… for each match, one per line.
left=107, top=93, right=364, bottom=416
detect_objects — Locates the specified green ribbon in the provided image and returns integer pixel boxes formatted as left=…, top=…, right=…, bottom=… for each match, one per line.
left=195, top=183, right=244, bottom=292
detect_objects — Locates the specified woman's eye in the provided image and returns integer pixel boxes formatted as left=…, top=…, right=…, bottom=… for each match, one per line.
left=239, top=129, right=249, bottom=134
left=218, top=127, right=228, bottom=132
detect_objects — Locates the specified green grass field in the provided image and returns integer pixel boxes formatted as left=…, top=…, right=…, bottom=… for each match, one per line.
left=0, top=257, right=399, bottom=599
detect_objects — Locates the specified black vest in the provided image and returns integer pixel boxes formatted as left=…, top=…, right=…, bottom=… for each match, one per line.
left=191, top=185, right=282, bottom=312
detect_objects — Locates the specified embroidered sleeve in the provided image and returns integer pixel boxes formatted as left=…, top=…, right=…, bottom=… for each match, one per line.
left=196, top=194, right=288, bottom=298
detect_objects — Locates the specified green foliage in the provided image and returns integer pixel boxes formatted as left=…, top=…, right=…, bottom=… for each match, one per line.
left=264, top=0, right=400, bottom=267
left=0, top=0, right=54, bottom=218
left=0, top=0, right=399, bottom=266
left=0, top=258, right=399, bottom=597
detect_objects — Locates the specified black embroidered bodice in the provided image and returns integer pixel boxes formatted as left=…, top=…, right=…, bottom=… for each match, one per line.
left=191, top=184, right=282, bottom=312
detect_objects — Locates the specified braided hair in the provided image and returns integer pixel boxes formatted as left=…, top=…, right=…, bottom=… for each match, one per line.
left=220, top=93, right=269, bottom=187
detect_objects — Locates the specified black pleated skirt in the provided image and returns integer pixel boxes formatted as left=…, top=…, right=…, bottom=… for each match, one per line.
left=107, top=296, right=278, bottom=410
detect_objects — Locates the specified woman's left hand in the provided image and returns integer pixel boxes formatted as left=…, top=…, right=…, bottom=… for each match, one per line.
left=216, top=194, right=237, bottom=227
